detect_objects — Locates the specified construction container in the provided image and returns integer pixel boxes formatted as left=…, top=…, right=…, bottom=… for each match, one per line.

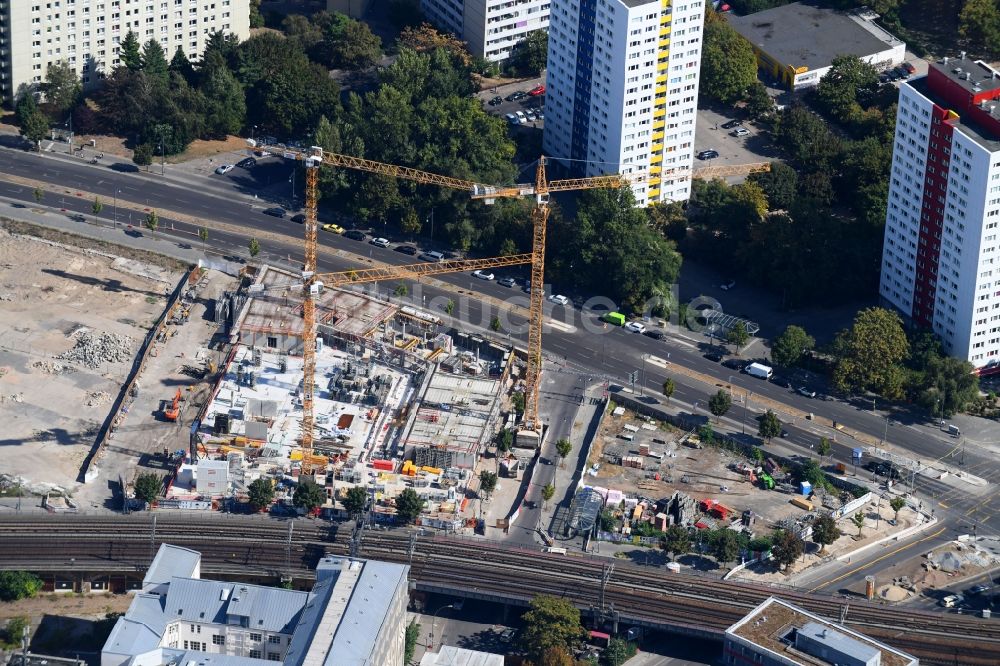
left=421, top=465, right=443, bottom=475
left=639, top=443, right=650, bottom=456
left=865, top=576, right=876, bottom=601
left=372, top=459, right=394, bottom=472
left=836, top=462, right=847, bottom=474
left=800, top=481, right=812, bottom=496
left=790, top=497, right=813, bottom=511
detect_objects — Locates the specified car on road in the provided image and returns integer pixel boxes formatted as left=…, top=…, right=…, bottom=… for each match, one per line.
left=720, top=279, right=736, bottom=291
left=263, top=207, right=286, bottom=218
left=322, top=223, right=344, bottom=233
left=498, top=277, right=518, bottom=288
left=488, top=95, right=503, bottom=106
left=796, top=386, right=817, bottom=398
left=506, top=91, right=527, bottom=101
left=419, top=250, right=445, bottom=262
left=291, top=213, right=306, bottom=224
left=548, top=294, right=570, bottom=306
left=370, top=237, right=390, bottom=248
left=697, top=149, right=719, bottom=160
left=644, top=329, right=666, bottom=340
left=395, top=245, right=418, bottom=255
left=343, top=230, right=367, bottom=241
left=721, top=119, right=742, bottom=130
left=215, top=164, right=234, bottom=175
left=236, top=157, right=257, bottom=169
left=472, top=269, right=495, bottom=281
left=731, top=128, right=750, bottom=137
left=703, top=351, right=725, bottom=363
left=528, top=85, right=546, bottom=96
left=941, top=594, right=963, bottom=608
left=970, top=584, right=991, bottom=595
left=624, top=321, right=646, bottom=334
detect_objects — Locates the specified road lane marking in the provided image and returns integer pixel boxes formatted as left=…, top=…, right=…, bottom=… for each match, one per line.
left=546, top=319, right=577, bottom=333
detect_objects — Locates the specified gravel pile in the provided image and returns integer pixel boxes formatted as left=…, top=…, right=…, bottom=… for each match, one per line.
left=59, top=329, right=135, bottom=368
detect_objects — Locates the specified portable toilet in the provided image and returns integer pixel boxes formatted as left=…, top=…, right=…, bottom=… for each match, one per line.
left=800, top=480, right=812, bottom=496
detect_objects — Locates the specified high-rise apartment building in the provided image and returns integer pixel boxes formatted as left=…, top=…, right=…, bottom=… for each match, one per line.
left=0, top=0, right=250, bottom=105
left=543, top=0, right=703, bottom=206
left=421, top=0, right=549, bottom=62
left=880, top=54, right=1000, bottom=369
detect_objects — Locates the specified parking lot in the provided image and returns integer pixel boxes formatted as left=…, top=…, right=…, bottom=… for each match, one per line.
left=693, top=105, right=785, bottom=176
left=476, top=77, right=546, bottom=130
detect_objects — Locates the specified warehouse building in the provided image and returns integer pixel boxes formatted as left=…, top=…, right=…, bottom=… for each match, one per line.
left=103, top=545, right=409, bottom=666
left=723, top=597, right=918, bottom=666
left=728, top=1, right=905, bottom=90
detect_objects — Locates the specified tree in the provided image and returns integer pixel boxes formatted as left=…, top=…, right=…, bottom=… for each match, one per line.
left=709, top=389, right=732, bottom=423
left=394, top=487, right=425, bottom=524
left=92, top=197, right=103, bottom=217
left=198, top=227, right=209, bottom=251
left=662, top=524, right=691, bottom=562
left=700, top=20, right=757, bottom=104
left=744, top=81, right=774, bottom=120
left=42, top=60, right=82, bottom=116
left=511, top=391, right=526, bottom=416
left=555, top=438, right=573, bottom=468
left=133, top=144, right=154, bottom=170
left=133, top=472, right=162, bottom=505
left=507, top=30, right=548, bottom=76
left=248, top=237, right=261, bottom=259
left=32, top=187, right=44, bottom=204
left=662, top=378, right=675, bottom=402
left=141, top=39, right=170, bottom=83
left=959, top=0, right=1000, bottom=52
left=833, top=307, right=910, bottom=396
left=519, top=595, right=585, bottom=660
left=541, top=483, right=555, bottom=508
left=801, top=459, right=825, bottom=488
left=401, top=208, right=422, bottom=236
left=889, top=497, right=906, bottom=522
left=748, top=162, right=798, bottom=212
left=713, top=529, right=740, bottom=565
left=915, top=356, right=980, bottom=417
left=479, top=470, right=498, bottom=500
left=169, top=46, right=195, bottom=82
left=646, top=201, right=688, bottom=242
left=727, top=321, right=750, bottom=352
left=771, top=325, right=814, bottom=368
left=2, top=616, right=29, bottom=646
left=490, top=316, right=501, bottom=332
left=851, top=511, right=866, bottom=539
left=247, top=477, right=274, bottom=512
left=497, top=428, right=514, bottom=454
left=393, top=282, right=408, bottom=297
left=293, top=478, right=326, bottom=512
left=817, top=437, right=832, bottom=461
left=816, top=55, right=879, bottom=125
left=770, top=529, right=804, bottom=572
left=698, top=423, right=715, bottom=446
left=327, top=19, right=383, bottom=70
left=201, top=63, right=246, bottom=138
left=604, top=638, right=635, bottom=666
left=145, top=210, right=159, bottom=237
left=249, top=0, right=265, bottom=28
left=757, top=410, right=781, bottom=443
left=120, top=31, right=143, bottom=71
left=404, top=619, right=421, bottom=664
left=0, top=571, right=42, bottom=602
left=343, top=485, right=368, bottom=518
left=445, top=299, right=455, bottom=315
left=812, top=514, right=841, bottom=553
left=16, top=95, right=48, bottom=150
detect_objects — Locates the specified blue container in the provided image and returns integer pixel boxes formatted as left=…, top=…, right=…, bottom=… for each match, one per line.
left=800, top=481, right=812, bottom=496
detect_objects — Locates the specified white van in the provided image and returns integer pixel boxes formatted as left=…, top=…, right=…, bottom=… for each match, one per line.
left=745, top=362, right=773, bottom=380
left=419, top=250, right=445, bottom=262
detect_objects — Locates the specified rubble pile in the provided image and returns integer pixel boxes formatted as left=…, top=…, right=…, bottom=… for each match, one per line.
left=59, top=329, right=135, bottom=369
left=32, top=360, right=74, bottom=374
left=86, top=390, right=112, bottom=406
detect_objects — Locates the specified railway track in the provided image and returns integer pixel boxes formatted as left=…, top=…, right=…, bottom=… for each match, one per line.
left=1, top=516, right=995, bottom=665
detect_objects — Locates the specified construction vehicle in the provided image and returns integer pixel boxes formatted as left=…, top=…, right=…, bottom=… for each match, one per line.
left=164, top=388, right=182, bottom=421
left=248, top=140, right=770, bottom=461
left=759, top=472, right=775, bottom=490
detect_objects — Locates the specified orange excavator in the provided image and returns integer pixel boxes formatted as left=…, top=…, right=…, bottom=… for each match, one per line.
left=164, top=388, right=182, bottom=421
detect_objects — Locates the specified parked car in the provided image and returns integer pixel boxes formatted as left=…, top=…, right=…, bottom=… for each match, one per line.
left=343, top=230, right=367, bottom=241
left=941, top=594, right=963, bottom=608
left=506, top=91, right=527, bottom=101
left=548, top=294, right=570, bottom=306
left=902, top=62, right=916, bottom=74
left=291, top=213, right=306, bottom=224
left=214, top=164, right=234, bottom=175
left=498, top=277, right=518, bottom=288
left=395, top=245, right=418, bottom=255
left=644, top=329, right=666, bottom=340
left=722, top=358, right=745, bottom=371
left=731, top=128, right=750, bottom=137
left=970, top=584, right=991, bottom=595
left=704, top=351, right=725, bottom=363
left=488, top=95, right=503, bottom=106
left=697, top=149, right=719, bottom=160
left=721, top=119, right=742, bottom=130
left=263, top=207, right=286, bottom=218
left=505, top=113, right=519, bottom=125
left=236, top=157, right=256, bottom=169
left=472, top=269, right=495, bottom=281
left=528, top=85, right=546, bottom=96
left=624, top=321, right=646, bottom=334
left=322, top=223, right=344, bottom=234
left=525, top=111, right=537, bottom=122
left=370, top=237, right=390, bottom=248
left=796, top=386, right=817, bottom=398
left=536, top=111, right=545, bottom=120
left=720, top=279, right=736, bottom=291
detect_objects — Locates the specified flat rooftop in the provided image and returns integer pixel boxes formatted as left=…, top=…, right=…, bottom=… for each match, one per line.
left=729, top=1, right=900, bottom=71
left=405, top=369, right=502, bottom=455
left=241, top=265, right=396, bottom=339
left=908, top=73, right=1000, bottom=153
left=198, top=344, right=413, bottom=464
left=727, top=597, right=917, bottom=666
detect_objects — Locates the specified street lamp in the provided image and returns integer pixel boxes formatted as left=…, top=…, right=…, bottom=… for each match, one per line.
left=428, top=600, right=463, bottom=651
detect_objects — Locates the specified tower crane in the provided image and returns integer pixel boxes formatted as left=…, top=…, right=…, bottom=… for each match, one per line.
left=250, top=141, right=769, bottom=451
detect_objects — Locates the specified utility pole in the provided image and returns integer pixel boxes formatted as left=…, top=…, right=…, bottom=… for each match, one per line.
left=408, top=531, right=418, bottom=566
left=285, top=520, right=294, bottom=576
left=148, top=514, right=157, bottom=565
left=598, top=563, right=614, bottom=620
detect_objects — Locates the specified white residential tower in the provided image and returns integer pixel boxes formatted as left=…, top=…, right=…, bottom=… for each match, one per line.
left=421, top=0, right=550, bottom=62
left=543, top=0, right=704, bottom=206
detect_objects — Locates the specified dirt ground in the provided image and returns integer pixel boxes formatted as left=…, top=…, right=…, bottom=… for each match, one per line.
left=0, top=225, right=183, bottom=491
left=0, top=593, right=132, bottom=662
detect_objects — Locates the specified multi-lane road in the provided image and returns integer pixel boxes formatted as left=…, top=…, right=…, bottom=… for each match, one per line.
left=1, top=143, right=998, bottom=536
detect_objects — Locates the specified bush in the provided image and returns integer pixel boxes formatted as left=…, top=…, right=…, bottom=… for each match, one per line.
left=0, top=571, right=42, bottom=602
left=1, top=616, right=28, bottom=649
